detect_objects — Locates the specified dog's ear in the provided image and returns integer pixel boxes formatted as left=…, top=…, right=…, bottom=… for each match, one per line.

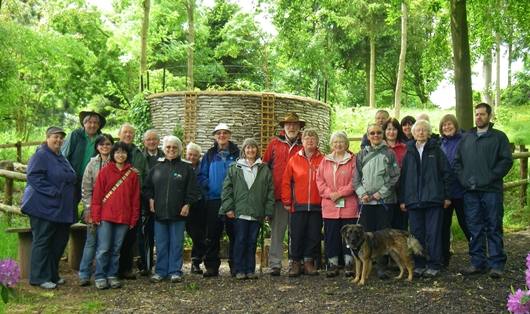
left=340, top=225, right=350, bottom=238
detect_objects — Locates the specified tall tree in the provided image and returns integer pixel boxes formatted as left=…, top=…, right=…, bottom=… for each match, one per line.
left=394, top=2, right=407, bottom=118
left=187, top=0, right=195, bottom=90
left=140, top=0, right=151, bottom=91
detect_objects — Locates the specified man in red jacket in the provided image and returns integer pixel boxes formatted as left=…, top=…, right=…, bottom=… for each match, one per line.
left=262, top=112, right=304, bottom=276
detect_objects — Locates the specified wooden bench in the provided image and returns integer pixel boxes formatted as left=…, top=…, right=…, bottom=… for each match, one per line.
left=5, top=223, right=88, bottom=279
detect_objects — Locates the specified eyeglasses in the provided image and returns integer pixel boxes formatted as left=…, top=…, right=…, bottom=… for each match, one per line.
left=369, top=131, right=383, bottom=136
left=165, top=146, right=179, bottom=150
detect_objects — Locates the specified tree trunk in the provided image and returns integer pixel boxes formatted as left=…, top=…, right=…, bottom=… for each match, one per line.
left=450, top=0, right=473, bottom=132
left=369, top=12, right=376, bottom=108
left=495, top=31, right=501, bottom=109
left=508, top=25, right=513, bottom=87
left=394, top=2, right=407, bottom=120
left=482, top=49, right=493, bottom=105
left=140, top=0, right=151, bottom=92
left=187, top=0, right=195, bottom=90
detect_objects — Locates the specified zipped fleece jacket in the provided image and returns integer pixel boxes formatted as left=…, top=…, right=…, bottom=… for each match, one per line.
left=21, top=145, right=77, bottom=223
left=219, top=158, right=275, bottom=223
left=281, top=149, right=324, bottom=212
left=352, top=143, right=400, bottom=205
left=198, top=141, right=240, bottom=201
left=128, top=144, right=149, bottom=187
left=454, top=123, right=513, bottom=193
left=262, top=131, right=303, bottom=200
left=61, top=127, right=101, bottom=177
left=387, top=141, right=407, bottom=168
left=397, top=138, right=453, bottom=209
left=440, top=132, right=464, bottom=198
left=81, top=154, right=110, bottom=217
left=90, top=162, right=140, bottom=227
left=143, top=157, right=198, bottom=221
left=316, top=151, right=359, bottom=219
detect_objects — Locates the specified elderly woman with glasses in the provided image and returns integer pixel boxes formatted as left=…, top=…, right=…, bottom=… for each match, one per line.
left=398, top=120, right=453, bottom=279
left=143, top=136, right=198, bottom=284
left=353, top=124, right=400, bottom=280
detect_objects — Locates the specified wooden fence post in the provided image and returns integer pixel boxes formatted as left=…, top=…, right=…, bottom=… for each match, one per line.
left=16, top=141, right=22, bottom=163
left=0, top=160, right=14, bottom=226
left=518, top=145, right=528, bottom=207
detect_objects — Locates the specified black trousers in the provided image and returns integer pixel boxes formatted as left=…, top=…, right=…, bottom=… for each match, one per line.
left=441, top=198, right=470, bottom=264
left=186, top=198, right=208, bottom=263
left=118, top=224, right=138, bottom=275
left=204, top=199, right=235, bottom=270
left=289, top=211, right=323, bottom=261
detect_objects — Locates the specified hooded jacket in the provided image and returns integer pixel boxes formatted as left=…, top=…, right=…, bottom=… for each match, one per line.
left=440, top=131, right=464, bottom=198
left=143, top=156, right=198, bottom=221
left=352, top=142, right=400, bottom=205
left=198, top=141, right=240, bottom=201
left=454, top=123, right=513, bottom=193
left=281, top=149, right=324, bottom=212
left=219, top=158, right=275, bottom=223
left=316, top=150, right=359, bottom=219
left=262, top=130, right=303, bottom=200
left=90, top=162, right=140, bottom=226
left=21, top=145, right=77, bottom=223
left=398, top=138, right=453, bottom=208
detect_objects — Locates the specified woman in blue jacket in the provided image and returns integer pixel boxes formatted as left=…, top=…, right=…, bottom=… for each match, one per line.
left=398, top=120, right=453, bottom=279
left=21, top=126, right=77, bottom=289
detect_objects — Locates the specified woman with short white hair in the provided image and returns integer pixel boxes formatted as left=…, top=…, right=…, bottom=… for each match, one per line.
left=143, top=136, right=198, bottom=283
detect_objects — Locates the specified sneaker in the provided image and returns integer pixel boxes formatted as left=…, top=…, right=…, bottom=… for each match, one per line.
left=236, top=274, right=247, bottom=280
left=326, top=264, right=340, bottom=278
left=270, top=267, right=281, bottom=277
left=489, top=269, right=504, bottom=279
left=79, top=277, right=90, bottom=287
left=423, top=268, right=440, bottom=278
left=460, top=266, right=487, bottom=276
left=107, top=277, right=121, bottom=289
left=247, top=273, right=259, bottom=280
left=413, top=268, right=426, bottom=278
left=55, top=278, right=65, bottom=285
left=39, top=282, right=57, bottom=290
left=95, top=279, right=109, bottom=290
left=150, top=274, right=164, bottom=283
left=345, top=263, right=355, bottom=277
left=170, top=275, right=182, bottom=283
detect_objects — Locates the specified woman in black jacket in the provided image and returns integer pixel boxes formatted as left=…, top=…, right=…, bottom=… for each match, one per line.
left=398, top=120, right=453, bottom=279
left=143, top=136, right=198, bottom=283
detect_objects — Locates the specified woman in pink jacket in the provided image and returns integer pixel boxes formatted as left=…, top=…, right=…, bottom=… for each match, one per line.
left=316, top=131, right=359, bottom=278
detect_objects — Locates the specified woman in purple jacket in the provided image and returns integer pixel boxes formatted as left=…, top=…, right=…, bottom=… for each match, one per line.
left=439, top=114, right=471, bottom=267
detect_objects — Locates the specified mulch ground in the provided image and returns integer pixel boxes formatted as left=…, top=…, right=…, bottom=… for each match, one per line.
left=7, top=231, right=530, bottom=313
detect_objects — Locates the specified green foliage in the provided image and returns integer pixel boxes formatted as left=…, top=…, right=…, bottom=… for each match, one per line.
left=502, top=70, right=530, bottom=107
left=0, top=215, right=19, bottom=260
left=128, top=92, right=152, bottom=146
left=172, top=125, right=184, bottom=140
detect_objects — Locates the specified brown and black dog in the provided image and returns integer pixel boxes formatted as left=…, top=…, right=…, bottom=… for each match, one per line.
left=340, top=224, right=425, bottom=286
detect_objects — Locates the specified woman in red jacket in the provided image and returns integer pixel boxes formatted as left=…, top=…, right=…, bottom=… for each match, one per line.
left=281, top=129, right=324, bottom=277
left=91, top=142, right=140, bottom=290
left=316, top=131, right=359, bottom=278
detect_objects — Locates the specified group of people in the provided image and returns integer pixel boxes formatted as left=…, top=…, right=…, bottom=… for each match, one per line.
left=20, top=103, right=513, bottom=290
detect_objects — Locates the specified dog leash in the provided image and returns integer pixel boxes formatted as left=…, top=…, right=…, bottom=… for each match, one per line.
left=357, top=194, right=389, bottom=224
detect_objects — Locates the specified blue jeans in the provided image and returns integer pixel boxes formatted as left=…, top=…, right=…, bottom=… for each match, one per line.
left=464, top=191, right=506, bottom=270
left=233, top=219, right=261, bottom=276
left=95, top=221, right=129, bottom=280
left=78, top=226, right=97, bottom=279
left=154, top=219, right=186, bottom=277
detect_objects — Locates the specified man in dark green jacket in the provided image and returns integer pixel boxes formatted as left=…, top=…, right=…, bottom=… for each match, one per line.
left=61, top=110, right=106, bottom=204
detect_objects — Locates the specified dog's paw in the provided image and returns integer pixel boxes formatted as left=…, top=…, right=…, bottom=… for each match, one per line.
left=357, top=281, right=365, bottom=286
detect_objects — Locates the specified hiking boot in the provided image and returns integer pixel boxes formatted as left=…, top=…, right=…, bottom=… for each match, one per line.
left=150, top=274, right=164, bottom=283
left=460, top=266, right=487, bottom=276
left=345, top=262, right=355, bottom=277
left=303, top=259, right=318, bottom=276
left=423, top=269, right=440, bottom=278
left=413, top=268, right=426, bottom=278
left=489, top=269, right=504, bottom=279
left=79, top=277, right=90, bottom=287
left=326, top=264, right=340, bottom=278
left=236, top=274, right=247, bottom=280
left=289, top=261, right=301, bottom=277
left=107, top=277, right=121, bottom=289
left=270, top=267, right=281, bottom=276
left=203, top=268, right=219, bottom=278
left=94, top=279, right=109, bottom=290
left=170, top=275, right=182, bottom=283
left=247, top=273, right=259, bottom=280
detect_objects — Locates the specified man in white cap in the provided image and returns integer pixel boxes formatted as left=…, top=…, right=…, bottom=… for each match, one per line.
left=61, top=110, right=106, bottom=204
left=198, top=123, right=240, bottom=277
left=262, top=112, right=305, bottom=276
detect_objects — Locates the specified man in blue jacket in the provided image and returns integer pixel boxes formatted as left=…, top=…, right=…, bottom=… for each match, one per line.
left=454, top=103, right=513, bottom=279
left=198, top=123, right=240, bottom=277
left=61, top=111, right=106, bottom=204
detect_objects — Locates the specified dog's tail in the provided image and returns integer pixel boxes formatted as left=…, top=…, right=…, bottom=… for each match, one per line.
left=407, top=235, right=426, bottom=257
